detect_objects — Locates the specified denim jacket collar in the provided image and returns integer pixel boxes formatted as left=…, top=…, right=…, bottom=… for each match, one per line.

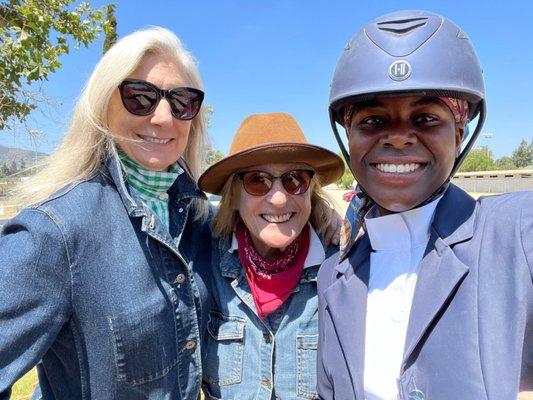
left=104, top=150, right=206, bottom=219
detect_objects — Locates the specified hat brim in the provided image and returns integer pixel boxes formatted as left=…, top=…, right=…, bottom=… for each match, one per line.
left=199, top=142, right=345, bottom=194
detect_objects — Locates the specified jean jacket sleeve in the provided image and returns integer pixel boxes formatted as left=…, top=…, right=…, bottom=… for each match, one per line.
left=0, top=208, right=72, bottom=399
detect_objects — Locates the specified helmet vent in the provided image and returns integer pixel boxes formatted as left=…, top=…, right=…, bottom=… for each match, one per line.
left=377, top=17, right=428, bottom=34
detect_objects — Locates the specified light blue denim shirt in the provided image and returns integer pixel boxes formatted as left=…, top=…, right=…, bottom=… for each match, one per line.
left=0, top=152, right=213, bottom=400
left=202, top=225, right=337, bottom=400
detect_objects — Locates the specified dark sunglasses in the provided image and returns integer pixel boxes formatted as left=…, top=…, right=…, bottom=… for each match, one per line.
left=118, top=79, right=204, bottom=120
left=234, top=169, right=315, bottom=196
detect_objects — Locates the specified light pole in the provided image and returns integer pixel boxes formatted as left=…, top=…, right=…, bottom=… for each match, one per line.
left=482, top=132, right=493, bottom=159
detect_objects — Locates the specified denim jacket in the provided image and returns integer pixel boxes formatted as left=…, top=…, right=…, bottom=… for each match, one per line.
left=0, top=153, right=213, bottom=400
left=202, top=226, right=336, bottom=400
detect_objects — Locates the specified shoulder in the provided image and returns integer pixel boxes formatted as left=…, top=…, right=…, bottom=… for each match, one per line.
left=27, top=174, right=121, bottom=233
left=473, top=191, right=533, bottom=234
left=475, top=191, right=533, bottom=215
left=471, top=192, right=533, bottom=277
left=318, top=250, right=340, bottom=293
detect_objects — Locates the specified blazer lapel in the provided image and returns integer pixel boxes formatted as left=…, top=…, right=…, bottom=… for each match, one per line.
left=323, top=236, right=371, bottom=400
left=403, top=185, right=476, bottom=366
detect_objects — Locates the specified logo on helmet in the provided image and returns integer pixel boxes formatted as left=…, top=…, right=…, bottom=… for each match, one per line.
left=388, top=60, right=411, bottom=81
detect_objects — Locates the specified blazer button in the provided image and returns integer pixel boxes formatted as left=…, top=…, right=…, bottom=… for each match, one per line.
left=174, top=273, right=186, bottom=284
left=408, top=389, right=424, bottom=400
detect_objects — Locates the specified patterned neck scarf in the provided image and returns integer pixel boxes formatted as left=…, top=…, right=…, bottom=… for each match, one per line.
left=236, top=222, right=310, bottom=318
left=119, top=153, right=182, bottom=230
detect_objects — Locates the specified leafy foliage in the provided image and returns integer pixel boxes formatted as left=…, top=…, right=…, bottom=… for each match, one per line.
left=336, top=152, right=353, bottom=189
left=494, top=156, right=516, bottom=170
left=204, top=145, right=224, bottom=169
left=0, top=0, right=110, bottom=131
left=202, top=105, right=224, bottom=169
left=459, top=147, right=495, bottom=172
left=511, top=139, right=533, bottom=168
left=102, top=2, right=117, bottom=54
left=0, top=158, right=33, bottom=177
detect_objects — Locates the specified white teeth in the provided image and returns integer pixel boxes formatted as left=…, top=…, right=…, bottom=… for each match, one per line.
left=262, top=213, right=292, bottom=223
left=140, top=135, right=171, bottom=144
left=376, top=163, right=421, bottom=173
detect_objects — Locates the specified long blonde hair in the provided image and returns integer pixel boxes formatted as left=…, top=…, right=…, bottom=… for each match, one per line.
left=15, top=27, right=208, bottom=219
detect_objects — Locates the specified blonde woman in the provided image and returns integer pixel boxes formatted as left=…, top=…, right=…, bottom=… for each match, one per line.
left=0, top=27, right=212, bottom=399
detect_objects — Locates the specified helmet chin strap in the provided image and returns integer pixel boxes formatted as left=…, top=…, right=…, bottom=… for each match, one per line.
left=329, top=100, right=487, bottom=213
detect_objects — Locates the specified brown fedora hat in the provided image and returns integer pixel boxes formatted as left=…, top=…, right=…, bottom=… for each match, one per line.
left=199, top=112, right=344, bottom=194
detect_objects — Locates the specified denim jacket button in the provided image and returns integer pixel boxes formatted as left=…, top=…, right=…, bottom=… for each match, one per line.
left=263, top=332, right=273, bottom=343
left=260, top=379, right=272, bottom=389
left=174, top=274, right=186, bottom=284
left=184, top=340, right=196, bottom=350
left=178, top=207, right=184, bottom=213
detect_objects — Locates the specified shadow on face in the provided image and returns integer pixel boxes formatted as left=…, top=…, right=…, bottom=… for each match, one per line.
left=346, top=96, right=464, bottom=213
left=107, top=53, right=193, bottom=171
left=234, top=163, right=313, bottom=260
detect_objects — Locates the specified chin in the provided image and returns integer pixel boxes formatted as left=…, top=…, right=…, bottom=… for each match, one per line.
left=139, top=157, right=176, bottom=171
left=260, top=233, right=295, bottom=250
left=374, top=198, right=419, bottom=214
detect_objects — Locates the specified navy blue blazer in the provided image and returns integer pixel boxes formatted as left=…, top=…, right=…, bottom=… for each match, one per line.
left=317, top=185, right=532, bottom=400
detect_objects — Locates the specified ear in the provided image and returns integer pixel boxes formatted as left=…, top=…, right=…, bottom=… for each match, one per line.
left=455, top=123, right=465, bottom=156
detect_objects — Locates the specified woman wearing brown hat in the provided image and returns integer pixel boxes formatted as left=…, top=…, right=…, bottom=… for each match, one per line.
left=198, top=112, right=344, bottom=400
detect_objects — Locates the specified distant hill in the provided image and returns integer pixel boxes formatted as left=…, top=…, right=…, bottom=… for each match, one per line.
left=0, top=145, right=48, bottom=165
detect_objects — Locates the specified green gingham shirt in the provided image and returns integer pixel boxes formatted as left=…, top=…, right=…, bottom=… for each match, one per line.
left=119, top=154, right=183, bottom=230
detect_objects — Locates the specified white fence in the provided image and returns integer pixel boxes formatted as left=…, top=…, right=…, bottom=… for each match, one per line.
left=451, top=170, right=533, bottom=193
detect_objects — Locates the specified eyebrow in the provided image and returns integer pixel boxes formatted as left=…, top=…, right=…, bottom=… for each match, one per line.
left=410, top=97, right=444, bottom=107
left=353, top=97, right=445, bottom=116
left=352, top=100, right=385, bottom=116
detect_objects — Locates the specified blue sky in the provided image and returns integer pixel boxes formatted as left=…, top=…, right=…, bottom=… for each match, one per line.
left=1, top=0, right=532, bottom=159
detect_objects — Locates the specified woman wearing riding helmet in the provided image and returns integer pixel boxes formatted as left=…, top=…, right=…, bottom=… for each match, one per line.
left=317, top=10, right=532, bottom=400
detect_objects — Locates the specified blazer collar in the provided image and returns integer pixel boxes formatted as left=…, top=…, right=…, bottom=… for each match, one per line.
left=432, top=184, right=476, bottom=245
left=402, top=184, right=476, bottom=366
left=325, top=185, right=477, bottom=396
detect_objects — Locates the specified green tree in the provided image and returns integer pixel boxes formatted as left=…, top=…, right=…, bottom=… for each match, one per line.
left=459, top=147, right=495, bottom=172
left=511, top=139, right=533, bottom=168
left=102, top=3, right=117, bottom=54
left=494, top=156, right=516, bottom=170
left=336, top=152, right=353, bottom=189
left=0, top=0, right=108, bottom=131
left=201, top=104, right=223, bottom=170
left=205, top=145, right=224, bottom=169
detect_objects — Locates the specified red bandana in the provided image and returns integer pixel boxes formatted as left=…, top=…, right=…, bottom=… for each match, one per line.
left=236, top=222, right=310, bottom=318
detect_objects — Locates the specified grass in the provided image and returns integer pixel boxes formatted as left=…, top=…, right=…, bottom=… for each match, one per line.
left=10, top=368, right=37, bottom=400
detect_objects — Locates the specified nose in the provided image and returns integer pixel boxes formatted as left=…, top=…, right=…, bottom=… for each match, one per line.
left=380, top=126, right=417, bottom=149
left=266, top=179, right=288, bottom=207
left=150, top=98, right=174, bottom=126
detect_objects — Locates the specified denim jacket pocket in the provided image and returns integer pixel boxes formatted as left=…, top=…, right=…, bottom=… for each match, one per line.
left=108, top=302, right=178, bottom=386
left=204, top=311, right=246, bottom=387
left=296, top=334, right=319, bottom=399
